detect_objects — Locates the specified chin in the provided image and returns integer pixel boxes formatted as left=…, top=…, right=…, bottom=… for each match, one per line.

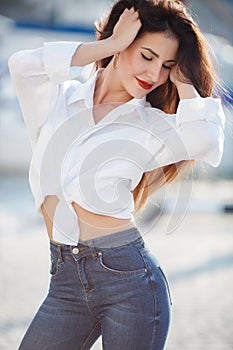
left=127, top=88, right=147, bottom=100
left=134, top=91, right=148, bottom=99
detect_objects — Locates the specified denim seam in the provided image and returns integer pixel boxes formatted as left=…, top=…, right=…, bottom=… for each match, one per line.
left=85, top=299, right=100, bottom=322
left=85, top=257, right=95, bottom=293
left=76, top=260, right=100, bottom=322
left=158, top=267, right=173, bottom=306
left=84, top=259, right=100, bottom=322
left=138, top=248, right=158, bottom=348
left=136, top=248, right=158, bottom=312
left=80, top=319, right=101, bottom=350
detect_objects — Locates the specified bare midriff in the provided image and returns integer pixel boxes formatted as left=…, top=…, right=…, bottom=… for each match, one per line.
left=41, top=195, right=136, bottom=244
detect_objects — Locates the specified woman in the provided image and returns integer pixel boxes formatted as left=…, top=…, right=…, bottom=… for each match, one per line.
left=9, top=0, right=225, bottom=349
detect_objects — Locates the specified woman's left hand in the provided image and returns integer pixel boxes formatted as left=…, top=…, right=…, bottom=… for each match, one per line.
left=169, top=64, right=188, bottom=86
left=170, top=65, right=199, bottom=99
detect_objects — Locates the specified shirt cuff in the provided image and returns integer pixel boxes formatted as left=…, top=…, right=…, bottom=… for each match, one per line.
left=176, top=96, right=225, bottom=130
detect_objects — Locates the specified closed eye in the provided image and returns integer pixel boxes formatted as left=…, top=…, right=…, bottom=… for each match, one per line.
left=141, top=52, right=153, bottom=61
left=142, top=52, right=174, bottom=69
left=162, top=64, right=172, bottom=70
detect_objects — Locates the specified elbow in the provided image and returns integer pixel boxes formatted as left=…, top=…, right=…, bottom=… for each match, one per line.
left=199, top=125, right=225, bottom=167
left=181, top=121, right=225, bottom=167
left=8, top=51, right=34, bottom=82
left=8, top=48, right=41, bottom=79
left=8, top=51, right=27, bottom=79
left=209, top=127, right=225, bottom=167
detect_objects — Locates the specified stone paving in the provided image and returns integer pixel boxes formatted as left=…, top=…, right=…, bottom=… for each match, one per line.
left=0, top=176, right=233, bottom=349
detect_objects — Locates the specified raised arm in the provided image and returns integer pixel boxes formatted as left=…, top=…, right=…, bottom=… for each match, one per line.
left=144, top=96, right=225, bottom=171
left=145, top=66, right=225, bottom=170
left=71, top=7, right=141, bottom=66
left=8, top=7, right=141, bottom=147
left=8, top=42, right=84, bottom=146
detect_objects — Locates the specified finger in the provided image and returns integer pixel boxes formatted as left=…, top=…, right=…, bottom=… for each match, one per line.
left=123, top=7, right=136, bottom=16
left=133, top=10, right=140, bottom=19
left=128, top=6, right=135, bottom=13
left=126, top=10, right=139, bottom=23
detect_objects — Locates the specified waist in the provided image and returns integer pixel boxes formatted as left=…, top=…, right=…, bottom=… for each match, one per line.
left=42, top=196, right=136, bottom=244
left=71, top=201, right=136, bottom=241
left=51, top=226, right=143, bottom=250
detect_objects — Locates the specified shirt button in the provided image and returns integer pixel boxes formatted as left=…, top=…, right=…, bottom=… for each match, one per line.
left=72, top=247, right=79, bottom=254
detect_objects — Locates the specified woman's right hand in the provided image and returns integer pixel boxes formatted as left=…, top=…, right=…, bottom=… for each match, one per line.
left=71, top=8, right=141, bottom=67
left=111, top=7, right=142, bottom=52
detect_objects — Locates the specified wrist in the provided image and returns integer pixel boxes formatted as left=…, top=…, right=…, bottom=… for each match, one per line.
left=106, top=35, right=131, bottom=54
left=104, top=36, right=122, bottom=55
left=175, top=81, right=200, bottom=100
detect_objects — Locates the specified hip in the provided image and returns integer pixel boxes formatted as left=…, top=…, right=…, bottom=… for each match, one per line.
left=49, top=227, right=172, bottom=307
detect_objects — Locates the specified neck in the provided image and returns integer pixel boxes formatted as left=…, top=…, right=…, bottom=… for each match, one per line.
left=94, top=63, right=132, bottom=105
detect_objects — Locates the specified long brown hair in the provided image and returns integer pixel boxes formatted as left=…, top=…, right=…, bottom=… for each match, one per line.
left=95, top=0, right=217, bottom=213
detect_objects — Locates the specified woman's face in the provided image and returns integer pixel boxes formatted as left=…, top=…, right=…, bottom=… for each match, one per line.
left=117, top=31, right=179, bottom=99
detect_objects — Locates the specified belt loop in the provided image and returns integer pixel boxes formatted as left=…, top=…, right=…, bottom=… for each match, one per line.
left=138, top=234, right=145, bottom=247
left=57, top=244, right=64, bottom=263
left=86, top=239, right=98, bottom=259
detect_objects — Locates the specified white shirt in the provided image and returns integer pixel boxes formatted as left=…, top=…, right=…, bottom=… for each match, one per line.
left=8, top=41, right=225, bottom=244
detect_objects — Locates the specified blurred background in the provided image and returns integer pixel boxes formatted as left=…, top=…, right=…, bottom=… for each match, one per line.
left=0, top=0, right=232, bottom=349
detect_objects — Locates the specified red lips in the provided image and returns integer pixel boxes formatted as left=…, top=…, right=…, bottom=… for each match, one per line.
left=136, top=77, right=153, bottom=90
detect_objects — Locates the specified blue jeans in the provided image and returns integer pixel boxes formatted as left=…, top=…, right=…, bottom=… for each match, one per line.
left=19, top=227, right=172, bottom=349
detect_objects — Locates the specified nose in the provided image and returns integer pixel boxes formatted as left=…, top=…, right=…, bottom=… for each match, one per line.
left=146, top=63, right=162, bottom=83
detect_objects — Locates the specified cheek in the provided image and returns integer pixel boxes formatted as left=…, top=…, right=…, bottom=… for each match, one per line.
left=159, top=70, right=170, bottom=84
left=120, top=52, right=145, bottom=76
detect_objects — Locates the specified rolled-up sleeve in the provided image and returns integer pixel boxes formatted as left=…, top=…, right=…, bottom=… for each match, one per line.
left=144, top=96, right=225, bottom=171
left=43, top=41, right=83, bottom=84
left=8, top=41, right=83, bottom=146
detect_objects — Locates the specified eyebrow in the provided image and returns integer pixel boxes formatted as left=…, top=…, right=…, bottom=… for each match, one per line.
left=141, top=47, right=177, bottom=63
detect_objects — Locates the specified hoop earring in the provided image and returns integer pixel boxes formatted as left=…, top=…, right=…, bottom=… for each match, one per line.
left=113, top=53, right=119, bottom=69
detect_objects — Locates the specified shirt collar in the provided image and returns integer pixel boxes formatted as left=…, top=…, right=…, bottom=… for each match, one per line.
left=67, top=68, right=147, bottom=109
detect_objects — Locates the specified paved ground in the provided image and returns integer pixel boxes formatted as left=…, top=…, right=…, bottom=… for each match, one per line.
left=0, top=176, right=233, bottom=349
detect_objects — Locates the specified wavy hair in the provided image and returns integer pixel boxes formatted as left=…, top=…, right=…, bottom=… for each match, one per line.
left=94, top=0, right=218, bottom=213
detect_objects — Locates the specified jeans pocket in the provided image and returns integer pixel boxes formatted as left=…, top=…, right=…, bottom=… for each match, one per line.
left=49, top=249, right=63, bottom=277
left=98, top=245, right=147, bottom=275
left=50, top=258, right=58, bottom=276
left=158, top=267, right=172, bottom=306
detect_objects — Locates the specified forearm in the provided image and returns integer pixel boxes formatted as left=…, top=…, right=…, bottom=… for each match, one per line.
left=71, top=37, right=119, bottom=67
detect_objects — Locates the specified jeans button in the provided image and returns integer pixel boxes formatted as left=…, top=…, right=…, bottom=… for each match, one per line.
left=72, top=247, right=79, bottom=254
